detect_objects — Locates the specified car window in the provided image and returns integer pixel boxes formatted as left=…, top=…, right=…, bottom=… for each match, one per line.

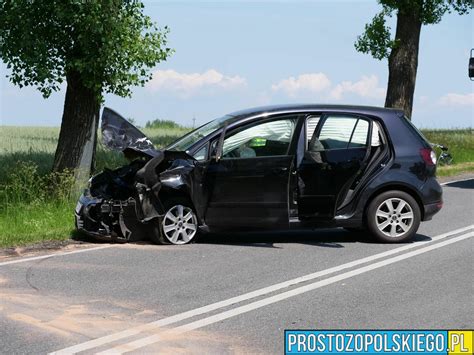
left=348, top=119, right=369, bottom=147
left=193, top=145, right=208, bottom=161
left=371, top=121, right=382, bottom=147
left=222, top=117, right=297, bottom=158
left=306, top=116, right=320, bottom=149
left=316, top=115, right=369, bottom=150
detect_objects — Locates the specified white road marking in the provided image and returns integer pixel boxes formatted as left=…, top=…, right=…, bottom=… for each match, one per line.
left=0, top=245, right=114, bottom=266
left=102, top=231, right=473, bottom=354
left=50, top=224, right=473, bottom=355
left=440, top=177, right=473, bottom=186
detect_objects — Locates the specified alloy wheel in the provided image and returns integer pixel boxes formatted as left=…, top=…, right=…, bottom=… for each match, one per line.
left=375, top=198, right=414, bottom=238
left=162, top=204, right=198, bottom=244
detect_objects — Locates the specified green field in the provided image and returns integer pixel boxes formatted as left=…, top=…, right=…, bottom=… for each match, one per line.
left=0, top=125, right=189, bottom=248
left=422, top=129, right=474, bottom=176
left=0, top=125, right=472, bottom=248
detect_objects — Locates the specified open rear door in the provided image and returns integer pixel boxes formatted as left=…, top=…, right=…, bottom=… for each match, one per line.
left=297, top=114, right=371, bottom=219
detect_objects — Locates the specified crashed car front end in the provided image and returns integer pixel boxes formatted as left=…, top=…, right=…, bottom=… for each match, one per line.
left=75, top=108, right=202, bottom=243
left=75, top=190, right=150, bottom=244
left=75, top=157, right=152, bottom=242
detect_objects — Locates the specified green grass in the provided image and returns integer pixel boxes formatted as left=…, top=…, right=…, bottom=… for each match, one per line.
left=0, top=125, right=190, bottom=181
left=0, top=201, right=74, bottom=247
left=0, top=125, right=189, bottom=248
left=0, top=125, right=472, bottom=248
left=422, top=129, right=474, bottom=176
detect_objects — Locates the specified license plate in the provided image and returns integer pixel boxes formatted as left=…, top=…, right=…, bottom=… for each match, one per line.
left=75, top=201, right=83, bottom=214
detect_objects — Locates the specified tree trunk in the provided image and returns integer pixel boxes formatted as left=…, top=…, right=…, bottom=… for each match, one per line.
left=385, top=6, right=422, bottom=119
left=52, top=70, right=100, bottom=178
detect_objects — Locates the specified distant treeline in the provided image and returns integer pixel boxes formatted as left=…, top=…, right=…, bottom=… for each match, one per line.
left=145, top=118, right=185, bottom=129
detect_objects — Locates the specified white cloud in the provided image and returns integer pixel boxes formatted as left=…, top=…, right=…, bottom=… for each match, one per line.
left=271, top=73, right=331, bottom=97
left=329, top=75, right=385, bottom=100
left=438, top=93, right=474, bottom=106
left=270, top=73, right=385, bottom=101
left=147, top=69, right=246, bottom=96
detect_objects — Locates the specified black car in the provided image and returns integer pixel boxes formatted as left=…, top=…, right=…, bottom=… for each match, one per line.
left=75, top=104, right=443, bottom=244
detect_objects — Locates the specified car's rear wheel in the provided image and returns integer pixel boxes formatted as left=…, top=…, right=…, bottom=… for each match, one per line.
left=151, top=198, right=199, bottom=245
left=366, top=191, right=421, bottom=243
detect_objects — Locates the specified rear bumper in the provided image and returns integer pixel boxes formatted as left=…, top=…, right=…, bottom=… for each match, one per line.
left=422, top=201, right=443, bottom=221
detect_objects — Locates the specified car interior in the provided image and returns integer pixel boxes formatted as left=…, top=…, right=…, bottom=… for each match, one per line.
left=221, top=118, right=297, bottom=158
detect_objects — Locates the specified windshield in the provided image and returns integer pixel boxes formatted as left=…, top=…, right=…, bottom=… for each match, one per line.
left=167, top=115, right=233, bottom=152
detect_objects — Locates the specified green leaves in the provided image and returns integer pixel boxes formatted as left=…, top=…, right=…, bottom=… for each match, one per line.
left=355, top=0, right=472, bottom=60
left=354, top=10, right=396, bottom=60
left=0, top=0, right=173, bottom=100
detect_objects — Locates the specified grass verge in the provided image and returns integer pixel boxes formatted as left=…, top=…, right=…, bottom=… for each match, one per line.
left=0, top=201, right=74, bottom=248
left=436, top=162, right=474, bottom=177
left=0, top=161, right=78, bottom=248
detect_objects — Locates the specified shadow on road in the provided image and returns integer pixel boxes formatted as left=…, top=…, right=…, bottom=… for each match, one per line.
left=70, top=223, right=432, bottom=249
left=197, top=228, right=432, bottom=249
left=443, top=178, right=474, bottom=189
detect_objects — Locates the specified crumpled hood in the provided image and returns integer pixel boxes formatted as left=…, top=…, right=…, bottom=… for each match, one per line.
left=101, top=107, right=160, bottom=157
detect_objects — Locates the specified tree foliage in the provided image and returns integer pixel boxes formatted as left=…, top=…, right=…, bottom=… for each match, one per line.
left=0, top=0, right=173, bottom=100
left=145, top=118, right=183, bottom=130
left=355, top=0, right=472, bottom=60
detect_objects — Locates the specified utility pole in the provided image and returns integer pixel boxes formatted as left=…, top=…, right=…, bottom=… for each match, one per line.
left=192, top=114, right=196, bottom=129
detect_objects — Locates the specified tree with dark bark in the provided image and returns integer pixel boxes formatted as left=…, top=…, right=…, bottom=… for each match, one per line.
left=0, top=0, right=172, bottom=174
left=355, top=0, right=472, bottom=119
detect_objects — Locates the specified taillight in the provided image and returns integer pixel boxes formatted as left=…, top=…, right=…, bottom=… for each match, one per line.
left=420, top=148, right=437, bottom=166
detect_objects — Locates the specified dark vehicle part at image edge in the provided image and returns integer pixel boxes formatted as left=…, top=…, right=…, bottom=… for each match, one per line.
left=75, top=105, right=443, bottom=245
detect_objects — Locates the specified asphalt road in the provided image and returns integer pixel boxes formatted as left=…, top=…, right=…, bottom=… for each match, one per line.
left=1, top=179, right=473, bottom=354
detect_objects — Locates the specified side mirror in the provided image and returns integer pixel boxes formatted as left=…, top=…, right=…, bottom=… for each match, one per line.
left=211, top=123, right=227, bottom=162
left=469, top=49, right=474, bottom=80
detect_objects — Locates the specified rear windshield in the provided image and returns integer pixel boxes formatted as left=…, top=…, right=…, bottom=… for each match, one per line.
left=401, top=116, right=431, bottom=147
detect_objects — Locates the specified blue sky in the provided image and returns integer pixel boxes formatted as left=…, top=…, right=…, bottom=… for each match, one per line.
left=1, top=0, right=473, bottom=128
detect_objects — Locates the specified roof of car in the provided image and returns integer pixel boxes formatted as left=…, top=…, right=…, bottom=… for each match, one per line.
left=227, top=104, right=404, bottom=119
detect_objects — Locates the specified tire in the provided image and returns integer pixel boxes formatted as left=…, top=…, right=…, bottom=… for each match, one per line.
left=150, top=197, right=199, bottom=245
left=366, top=190, right=421, bottom=243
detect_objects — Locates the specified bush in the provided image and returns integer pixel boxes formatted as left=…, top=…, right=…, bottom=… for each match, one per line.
left=0, top=161, right=76, bottom=210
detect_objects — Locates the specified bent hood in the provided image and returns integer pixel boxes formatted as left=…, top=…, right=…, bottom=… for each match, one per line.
left=101, top=107, right=160, bottom=157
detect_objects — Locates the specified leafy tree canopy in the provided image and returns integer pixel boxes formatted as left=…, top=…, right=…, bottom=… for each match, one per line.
left=0, top=0, right=173, bottom=99
left=355, top=0, right=472, bottom=60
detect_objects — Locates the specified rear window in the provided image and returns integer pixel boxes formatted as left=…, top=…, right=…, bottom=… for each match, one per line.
left=401, top=116, right=431, bottom=147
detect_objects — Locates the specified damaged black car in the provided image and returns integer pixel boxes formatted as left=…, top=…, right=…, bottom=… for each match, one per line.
left=75, top=104, right=443, bottom=244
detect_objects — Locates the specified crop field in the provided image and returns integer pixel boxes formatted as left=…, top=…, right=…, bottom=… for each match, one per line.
left=0, top=125, right=190, bottom=181
left=0, top=124, right=190, bottom=247
left=422, top=129, right=474, bottom=176
left=0, top=125, right=472, bottom=248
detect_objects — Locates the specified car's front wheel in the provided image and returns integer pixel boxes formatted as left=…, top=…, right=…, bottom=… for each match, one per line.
left=366, top=190, right=421, bottom=243
left=151, top=198, right=199, bottom=245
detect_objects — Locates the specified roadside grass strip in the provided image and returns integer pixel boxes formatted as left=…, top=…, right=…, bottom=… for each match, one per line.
left=50, top=224, right=473, bottom=355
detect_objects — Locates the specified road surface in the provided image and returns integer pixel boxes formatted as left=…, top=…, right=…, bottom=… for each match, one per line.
left=1, top=179, right=473, bottom=354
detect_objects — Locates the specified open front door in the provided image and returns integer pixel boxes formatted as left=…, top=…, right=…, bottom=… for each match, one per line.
left=204, top=115, right=300, bottom=228
left=297, top=114, right=371, bottom=219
